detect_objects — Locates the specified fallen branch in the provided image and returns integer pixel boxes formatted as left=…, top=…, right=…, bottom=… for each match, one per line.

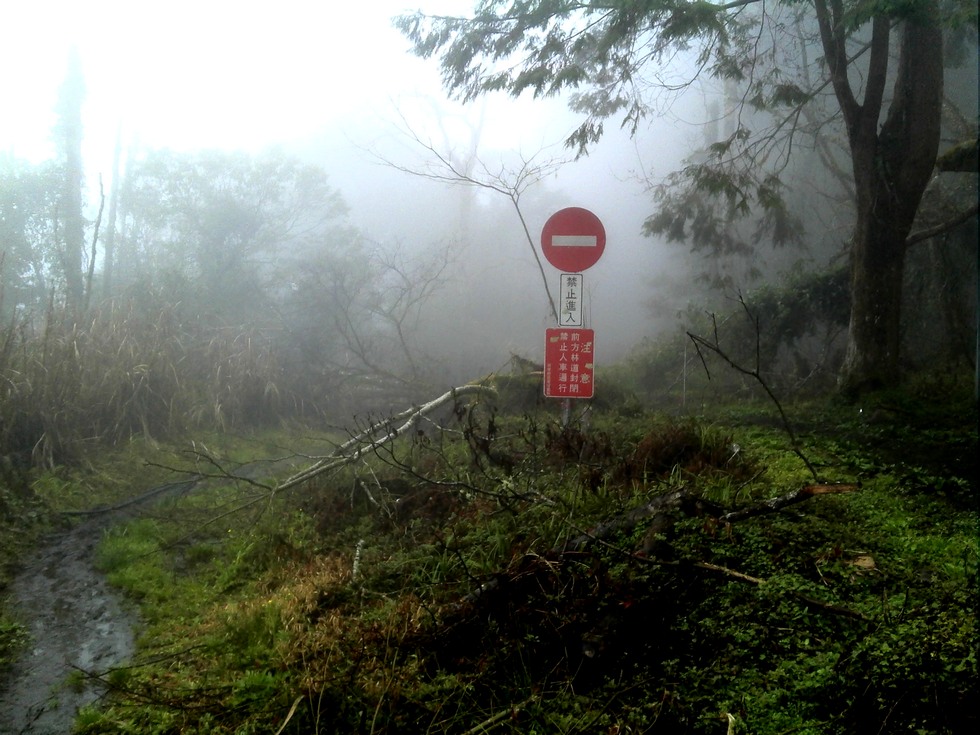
left=563, top=487, right=692, bottom=552
left=565, top=511, right=870, bottom=621
left=458, top=695, right=538, bottom=735
left=276, top=384, right=496, bottom=493
left=720, top=483, right=859, bottom=523
left=563, top=483, right=857, bottom=554
left=591, top=484, right=868, bottom=620
left=458, top=482, right=861, bottom=615
left=634, top=557, right=869, bottom=620
left=60, top=478, right=202, bottom=516
left=273, top=696, right=304, bottom=735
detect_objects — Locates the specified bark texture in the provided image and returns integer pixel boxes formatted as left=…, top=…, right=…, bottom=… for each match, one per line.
left=821, top=1, right=945, bottom=394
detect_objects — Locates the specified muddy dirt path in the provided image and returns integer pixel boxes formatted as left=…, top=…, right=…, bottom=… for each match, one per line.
left=0, top=479, right=200, bottom=734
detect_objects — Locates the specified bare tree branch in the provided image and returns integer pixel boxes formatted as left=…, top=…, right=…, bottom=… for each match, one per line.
left=83, top=176, right=106, bottom=313
left=906, top=202, right=979, bottom=248
left=688, top=294, right=821, bottom=481
left=371, top=110, right=568, bottom=323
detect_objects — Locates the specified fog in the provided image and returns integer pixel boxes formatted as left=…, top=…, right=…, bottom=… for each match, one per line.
left=3, top=1, right=710, bottom=375
left=2, top=0, right=841, bottom=389
left=310, top=116, right=676, bottom=361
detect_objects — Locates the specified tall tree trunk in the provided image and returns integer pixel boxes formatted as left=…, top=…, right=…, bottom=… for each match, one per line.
left=55, top=47, right=87, bottom=313
left=102, top=123, right=124, bottom=301
left=840, top=177, right=913, bottom=392
left=817, top=1, right=944, bottom=395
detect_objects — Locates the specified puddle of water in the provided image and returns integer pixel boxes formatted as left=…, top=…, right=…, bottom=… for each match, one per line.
left=0, top=520, right=137, bottom=734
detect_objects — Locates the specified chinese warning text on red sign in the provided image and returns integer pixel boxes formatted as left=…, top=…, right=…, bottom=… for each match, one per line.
left=543, top=328, right=595, bottom=398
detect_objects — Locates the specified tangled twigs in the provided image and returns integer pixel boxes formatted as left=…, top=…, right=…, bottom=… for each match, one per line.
left=563, top=487, right=692, bottom=552
left=455, top=481, right=864, bottom=619
left=688, top=293, right=821, bottom=481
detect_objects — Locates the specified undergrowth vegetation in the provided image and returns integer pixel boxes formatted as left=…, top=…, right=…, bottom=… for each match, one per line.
left=32, top=382, right=975, bottom=735
left=0, top=296, right=330, bottom=474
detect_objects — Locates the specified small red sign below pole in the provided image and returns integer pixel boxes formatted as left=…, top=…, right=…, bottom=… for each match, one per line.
left=544, top=328, right=595, bottom=399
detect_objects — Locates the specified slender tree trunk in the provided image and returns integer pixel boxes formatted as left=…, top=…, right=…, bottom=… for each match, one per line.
left=102, top=123, right=124, bottom=301
left=55, top=47, right=87, bottom=313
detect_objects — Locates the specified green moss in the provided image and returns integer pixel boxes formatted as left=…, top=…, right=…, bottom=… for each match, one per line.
left=10, top=392, right=971, bottom=735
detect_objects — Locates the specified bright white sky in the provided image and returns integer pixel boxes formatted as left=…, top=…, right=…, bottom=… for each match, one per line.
left=2, top=0, right=574, bottom=171
left=1, top=0, right=682, bottom=357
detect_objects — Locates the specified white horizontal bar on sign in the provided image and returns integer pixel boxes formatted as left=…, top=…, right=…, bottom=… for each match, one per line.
left=552, top=235, right=597, bottom=247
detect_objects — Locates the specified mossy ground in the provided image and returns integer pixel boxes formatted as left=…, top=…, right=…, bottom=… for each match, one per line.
left=6, top=387, right=978, bottom=734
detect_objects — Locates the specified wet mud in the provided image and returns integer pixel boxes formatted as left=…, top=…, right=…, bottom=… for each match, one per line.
left=0, top=462, right=291, bottom=734
left=0, top=479, right=201, bottom=734
left=0, top=515, right=137, bottom=734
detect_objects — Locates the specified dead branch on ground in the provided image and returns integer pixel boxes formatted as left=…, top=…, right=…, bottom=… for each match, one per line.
left=720, top=482, right=858, bottom=523
left=457, top=481, right=862, bottom=618
left=276, top=384, right=497, bottom=493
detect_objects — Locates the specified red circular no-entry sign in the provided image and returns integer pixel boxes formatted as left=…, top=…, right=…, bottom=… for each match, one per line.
left=540, top=207, right=606, bottom=272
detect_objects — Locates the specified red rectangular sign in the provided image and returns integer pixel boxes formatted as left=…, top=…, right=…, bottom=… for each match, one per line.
left=544, top=328, right=595, bottom=398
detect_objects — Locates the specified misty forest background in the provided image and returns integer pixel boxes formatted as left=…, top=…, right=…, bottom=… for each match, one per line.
left=2, top=34, right=975, bottom=482
left=0, top=2, right=977, bottom=733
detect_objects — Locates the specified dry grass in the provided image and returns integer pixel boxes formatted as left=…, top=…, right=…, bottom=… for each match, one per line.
left=0, top=295, right=329, bottom=471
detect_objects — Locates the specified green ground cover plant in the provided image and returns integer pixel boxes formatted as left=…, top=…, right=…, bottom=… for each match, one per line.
left=47, top=380, right=976, bottom=735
